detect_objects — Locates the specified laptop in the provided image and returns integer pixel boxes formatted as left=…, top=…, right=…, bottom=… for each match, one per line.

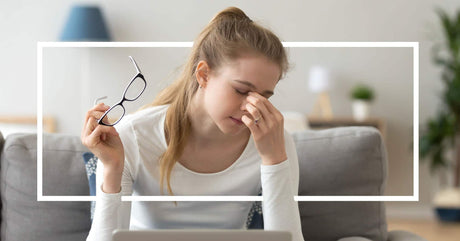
left=112, top=229, right=292, bottom=241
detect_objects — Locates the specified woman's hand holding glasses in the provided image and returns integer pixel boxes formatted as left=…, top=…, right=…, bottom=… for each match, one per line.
left=80, top=56, right=146, bottom=193
left=81, top=103, right=125, bottom=178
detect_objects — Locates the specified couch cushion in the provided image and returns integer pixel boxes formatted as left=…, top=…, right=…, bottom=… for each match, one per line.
left=1, top=133, right=91, bottom=241
left=291, top=127, right=388, bottom=241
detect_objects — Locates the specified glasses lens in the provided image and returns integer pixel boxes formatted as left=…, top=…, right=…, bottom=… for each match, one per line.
left=101, top=105, right=125, bottom=125
left=125, top=77, right=146, bottom=101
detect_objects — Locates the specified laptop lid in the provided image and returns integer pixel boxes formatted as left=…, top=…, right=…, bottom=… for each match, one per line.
left=112, top=229, right=292, bottom=241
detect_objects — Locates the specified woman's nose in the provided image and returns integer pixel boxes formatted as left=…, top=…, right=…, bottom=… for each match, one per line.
left=240, top=99, right=249, bottom=110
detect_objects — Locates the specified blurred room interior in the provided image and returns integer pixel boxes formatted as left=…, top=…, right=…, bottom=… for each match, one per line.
left=1, top=1, right=460, bottom=240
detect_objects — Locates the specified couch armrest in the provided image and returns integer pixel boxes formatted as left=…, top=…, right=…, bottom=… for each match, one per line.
left=292, top=127, right=388, bottom=241
left=387, top=230, right=428, bottom=241
left=1, top=132, right=91, bottom=241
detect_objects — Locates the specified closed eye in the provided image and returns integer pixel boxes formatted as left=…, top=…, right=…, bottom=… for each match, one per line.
left=234, top=89, right=249, bottom=95
left=234, top=88, right=273, bottom=99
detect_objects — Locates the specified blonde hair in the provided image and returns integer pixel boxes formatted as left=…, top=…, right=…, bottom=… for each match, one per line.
left=142, top=6, right=289, bottom=195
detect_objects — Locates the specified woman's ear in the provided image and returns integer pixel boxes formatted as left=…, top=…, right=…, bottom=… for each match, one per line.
left=195, top=60, right=210, bottom=88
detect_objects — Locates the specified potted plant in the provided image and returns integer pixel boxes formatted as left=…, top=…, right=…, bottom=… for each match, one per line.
left=350, top=84, right=375, bottom=121
left=420, top=8, right=460, bottom=222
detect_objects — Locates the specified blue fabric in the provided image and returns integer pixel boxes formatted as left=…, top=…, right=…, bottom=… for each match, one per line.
left=246, top=188, right=264, bottom=229
left=82, top=152, right=97, bottom=220
left=81, top=151, right=264, bottom=227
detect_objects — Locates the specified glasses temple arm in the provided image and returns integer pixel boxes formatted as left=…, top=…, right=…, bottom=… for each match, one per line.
left=129, top=56, right=142, bottom=74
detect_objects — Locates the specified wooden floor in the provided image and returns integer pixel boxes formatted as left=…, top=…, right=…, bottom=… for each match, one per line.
left=387, top=218, right=460, bottom=241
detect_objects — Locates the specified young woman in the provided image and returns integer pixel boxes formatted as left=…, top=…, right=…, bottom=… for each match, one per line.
left=82, top=6, right=304, bottom=241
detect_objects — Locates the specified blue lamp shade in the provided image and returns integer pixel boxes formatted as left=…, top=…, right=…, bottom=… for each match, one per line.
left=60, top=5, right=111, bottom=41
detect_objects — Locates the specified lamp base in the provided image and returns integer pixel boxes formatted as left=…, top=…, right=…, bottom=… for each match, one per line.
left=311, top=92, right=333, bottom=119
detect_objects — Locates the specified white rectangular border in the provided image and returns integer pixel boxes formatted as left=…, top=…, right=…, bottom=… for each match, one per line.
left=37, top=42, right=419, bottom=202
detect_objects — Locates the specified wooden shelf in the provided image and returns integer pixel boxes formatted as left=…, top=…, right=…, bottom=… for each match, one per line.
left=0, top=116, right=56, bottom=133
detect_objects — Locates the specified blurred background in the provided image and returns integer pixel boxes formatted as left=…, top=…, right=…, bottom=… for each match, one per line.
left=1, top=0, right=460, bottom=239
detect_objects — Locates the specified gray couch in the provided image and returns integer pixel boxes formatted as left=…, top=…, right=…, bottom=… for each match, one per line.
left=0, top=127, right=426, bottom=241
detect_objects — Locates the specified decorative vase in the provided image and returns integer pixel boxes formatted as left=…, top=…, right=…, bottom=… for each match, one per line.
left=433, top=188, right=460, bottom=222
left=352, top=100, right=370, bottom=121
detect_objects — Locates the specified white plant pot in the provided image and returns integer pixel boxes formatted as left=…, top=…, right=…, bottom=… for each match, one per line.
left=433, top=187, right=460, bottom=222
left=352, top=100, right=370, bottom=121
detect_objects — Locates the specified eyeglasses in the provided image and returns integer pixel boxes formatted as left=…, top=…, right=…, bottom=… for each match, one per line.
left=96, top=56, right=146, bottom=126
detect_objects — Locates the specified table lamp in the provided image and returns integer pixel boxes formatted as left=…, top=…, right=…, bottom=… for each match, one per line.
left=308, top=66, right=334, bottom=119
left=60, top=5, right=111, bottom=41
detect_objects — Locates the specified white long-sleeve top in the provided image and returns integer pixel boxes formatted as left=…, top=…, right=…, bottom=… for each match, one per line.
left=86, top=104, right=304, bottom=241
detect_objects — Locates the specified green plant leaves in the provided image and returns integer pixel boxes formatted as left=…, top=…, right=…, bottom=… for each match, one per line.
left=421, top=8, right=460, bottom=176
left=350, top=84, right=374, bottom=101
left=436, top=8, right=460, bottom=59
left=420, top=111, right=456, bottom=173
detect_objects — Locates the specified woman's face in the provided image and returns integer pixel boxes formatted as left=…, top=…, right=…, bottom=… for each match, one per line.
left=202, top=54, right=281, bottom=135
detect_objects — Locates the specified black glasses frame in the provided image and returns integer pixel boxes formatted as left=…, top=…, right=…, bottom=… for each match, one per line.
left=97, top=56, right=146, bottom=126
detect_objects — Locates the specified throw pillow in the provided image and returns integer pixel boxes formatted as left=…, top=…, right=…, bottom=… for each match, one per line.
left=246, top=188, right=264, bottom=229
left=82, top=152, right=97, bottom=220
